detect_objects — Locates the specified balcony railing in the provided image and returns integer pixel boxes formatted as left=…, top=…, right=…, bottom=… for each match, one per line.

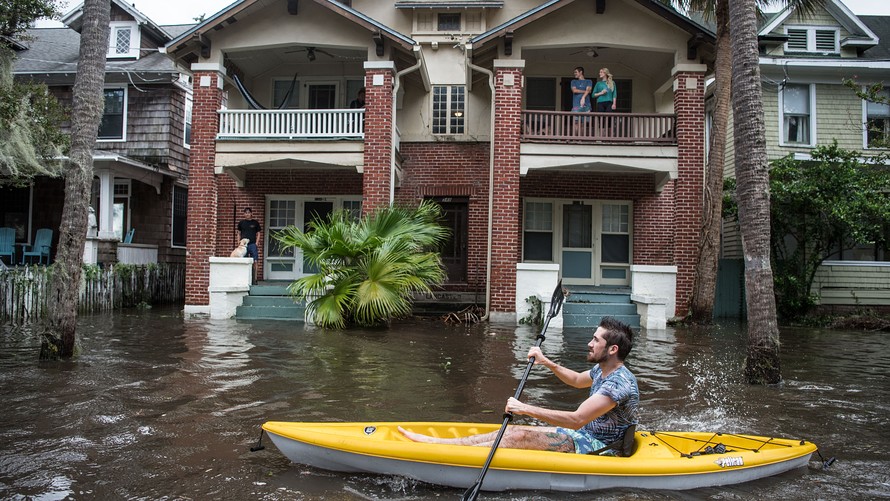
left=522, top=111, right=676, bottom=144
left=218, top=109, right=364, bottom=139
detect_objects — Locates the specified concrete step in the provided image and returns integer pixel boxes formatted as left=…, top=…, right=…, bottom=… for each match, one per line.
left=235, top=304, right=305, bottom=321
left=566, top=291, right=633, bottom=304
left=242, top=295, right=300, bottom=307
left=563, top=302, right=638, bottom=316
left=249, top=284, right=291, bottom=296
left=563, top=312, right=641, bottom=329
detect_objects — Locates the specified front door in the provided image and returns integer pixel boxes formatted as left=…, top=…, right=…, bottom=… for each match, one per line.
left=561, top=203, right=593, bottom=281
left=265, top=197, right=334, bottom=280
left=433, top=197, right=468, bottom=283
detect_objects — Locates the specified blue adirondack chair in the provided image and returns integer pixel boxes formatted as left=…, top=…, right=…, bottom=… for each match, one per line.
left=20, top=228, right=53, bottom=265
left=0, top=227, right=15, bottom=265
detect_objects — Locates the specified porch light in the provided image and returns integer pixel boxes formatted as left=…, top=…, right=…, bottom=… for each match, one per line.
left=453, top=111, right=463, bottom=117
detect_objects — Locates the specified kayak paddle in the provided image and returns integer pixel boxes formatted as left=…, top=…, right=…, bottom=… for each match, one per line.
left=461, top=280, right=565, bottom=501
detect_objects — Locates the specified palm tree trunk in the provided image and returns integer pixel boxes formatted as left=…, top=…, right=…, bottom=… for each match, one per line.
left=690, top=0, right=730, bottom=323
left=728, top=0, right=781, bottom=383
left=41, top=0, right=110, bottom=360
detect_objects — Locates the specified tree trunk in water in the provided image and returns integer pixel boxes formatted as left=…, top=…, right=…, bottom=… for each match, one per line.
left=690, top=0, right=730, bottom=324
left=42, top=0, right=110, bottom=360
left=728, top=0, right=781, bottom=384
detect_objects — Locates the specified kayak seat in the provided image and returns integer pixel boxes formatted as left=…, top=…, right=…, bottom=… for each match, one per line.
left=589, top=425, right=637, bottom=457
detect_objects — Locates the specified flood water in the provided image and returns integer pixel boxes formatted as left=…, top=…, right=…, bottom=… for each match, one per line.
left=1, top=308, right=888, bottom=500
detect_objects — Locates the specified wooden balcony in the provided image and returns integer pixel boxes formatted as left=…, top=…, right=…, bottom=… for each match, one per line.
left=521, top=111, right=676, bottom=144
left=217, top=109, right=364, bottom=139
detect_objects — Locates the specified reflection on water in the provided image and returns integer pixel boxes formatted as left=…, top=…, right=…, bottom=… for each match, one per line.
left=1, top=309, right=889, bottom=500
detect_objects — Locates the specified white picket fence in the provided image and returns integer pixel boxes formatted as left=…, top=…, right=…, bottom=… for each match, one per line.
left=0, top=264, right=185, bottom=325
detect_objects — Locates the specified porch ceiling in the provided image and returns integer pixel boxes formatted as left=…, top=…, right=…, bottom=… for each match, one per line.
left=521, top=46, right=675, bottom=80
left=223, top=45, right=367, bottom=78
left=215, top=140, right=364, bottom=187
left=519, top=143, right=677, bottom=191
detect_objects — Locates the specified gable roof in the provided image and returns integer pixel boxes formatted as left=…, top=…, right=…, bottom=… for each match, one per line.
left=61, top=0, right=173, bottom=42
left=758, top=0, right=879, bottom=48
left=470, top=0, right=715, bottom=48
left=166, top=0, right=416, bottom=54
left=860, top=16, right=890, bottom=60
left=12, top=26, right=188, bottom=81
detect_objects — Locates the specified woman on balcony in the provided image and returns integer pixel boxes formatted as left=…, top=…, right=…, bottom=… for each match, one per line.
left=593, top=68, right=617, bottom=112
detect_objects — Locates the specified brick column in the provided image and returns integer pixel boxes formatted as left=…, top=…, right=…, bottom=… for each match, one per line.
left=184, top=67, right=225, bottom=311
left=361, top=62, right=395, bottom=213
left=672, top=65, right=707, bottom=317
left=489, top=61, right=524, bottom=317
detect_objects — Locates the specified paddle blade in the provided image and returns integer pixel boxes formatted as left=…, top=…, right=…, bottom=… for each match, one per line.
left=547, top=279, right=565, bottom=318
left=461, top=482, right=482, bottom=501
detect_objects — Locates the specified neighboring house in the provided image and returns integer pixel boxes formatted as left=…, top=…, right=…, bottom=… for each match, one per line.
left=721, top=0, right=890, bottom=311
left=2, top=0, right=192, bottom=266
left=164, top=0, right=717, bottom=321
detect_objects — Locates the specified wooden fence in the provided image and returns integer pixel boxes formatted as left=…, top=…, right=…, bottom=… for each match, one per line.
left=0, top=263, right=185, bottom=325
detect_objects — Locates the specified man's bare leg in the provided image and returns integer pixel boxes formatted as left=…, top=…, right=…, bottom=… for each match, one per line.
left=398, top=426, right=573, bottom=452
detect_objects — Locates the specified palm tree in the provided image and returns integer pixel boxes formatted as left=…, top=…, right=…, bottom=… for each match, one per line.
left=275, top=200, right=448, bottom=329
left=729, top=0, right=781, bottom=384
left=663, top=0, right=823, bottom=322
left=44, top=0, right=110, bottom=359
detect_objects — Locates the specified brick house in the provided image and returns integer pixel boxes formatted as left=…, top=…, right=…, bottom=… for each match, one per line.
left=3, top=0, right=192, bottom=267
left=165, top=0, right=716, bottom=321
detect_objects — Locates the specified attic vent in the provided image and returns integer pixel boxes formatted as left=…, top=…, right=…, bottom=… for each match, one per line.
left=815, top=30, right=837, bottom=52
left=786, top=29, right=808, bottom=51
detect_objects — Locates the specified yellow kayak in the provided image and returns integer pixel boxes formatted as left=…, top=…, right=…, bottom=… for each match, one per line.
left=262, top=421, right=818, bottom=491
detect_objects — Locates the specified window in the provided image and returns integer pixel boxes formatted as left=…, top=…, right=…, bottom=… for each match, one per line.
left=601, top=204, right=630, bottom=264
left=614, top=79, right=632, bottom=112
left=523, top=201, right=553, bottom=261
left=866, top=89, right=890, bottom=149
left=184, top=93, right=193, bottom=147
left=438, top=13, right=461, bottom=31
left=432, top=85, right=465, bottom=135
left=785, top=26, right=838, bottom=54
left=780, top=84, right=813, bottom=145
left=526, top=78, right=556, bottom=111
left=273, top=78, right=300, bottom=109
left=342, top=200, right=362, bottom=221
left=172, top=185, right=188, bottom=247
left=113, top=180, right=130, bottom=241
left=108, top=22, right=140, bottom=58
left=99, top=88, right=127, bottom=140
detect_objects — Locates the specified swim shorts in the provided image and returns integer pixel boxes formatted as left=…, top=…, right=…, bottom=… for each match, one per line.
left=555, top=427, right=608, bottom=454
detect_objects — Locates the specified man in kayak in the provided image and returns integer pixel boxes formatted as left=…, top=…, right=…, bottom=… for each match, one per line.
left=399, top=316, right=638, bottom=454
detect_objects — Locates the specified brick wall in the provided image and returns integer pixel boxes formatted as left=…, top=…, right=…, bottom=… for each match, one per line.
left=362, top=68, right=394, bottom=212
left=490, top=66, right=524, bottom=312
left=673, top=71, right=707, bottom=316
left=184, top=70, right=223, bottom=305
left=396, top=142, right=489, bottom=292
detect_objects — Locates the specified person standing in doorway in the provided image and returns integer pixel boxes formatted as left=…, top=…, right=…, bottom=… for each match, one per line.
left=349, top=87, right=366, bottom=109
left=237, top=207, right=262, bottom=262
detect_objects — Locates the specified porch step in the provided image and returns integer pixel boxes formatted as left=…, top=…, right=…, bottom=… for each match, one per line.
left=235, top=284, right=305, bottom=321
left=562, top=288, right=640, bottom=329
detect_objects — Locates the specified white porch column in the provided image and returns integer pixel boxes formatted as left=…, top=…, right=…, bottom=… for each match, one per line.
left=96, top=169, right=116, bottom=239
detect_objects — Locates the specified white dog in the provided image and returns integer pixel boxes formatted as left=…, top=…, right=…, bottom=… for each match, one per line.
left=230, top=238, right=249, bottom=258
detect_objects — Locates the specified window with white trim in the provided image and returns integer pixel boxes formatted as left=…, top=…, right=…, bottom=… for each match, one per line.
left=98, top=87, right=127, bottom=141
left=108, top=22, right=140, bottom=58
left=432, top=85, right=465, bottom=135
left=784, top=26, right=838, bottom=54
left=866, top=89, right=890, bottom=149
left=523, top=201, right=553, bottom=261
left=183, top=93, right=193, bottom=147
left=172, top=185, right=188, bottom=247
left=780, top=84, right=813, bottom=145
